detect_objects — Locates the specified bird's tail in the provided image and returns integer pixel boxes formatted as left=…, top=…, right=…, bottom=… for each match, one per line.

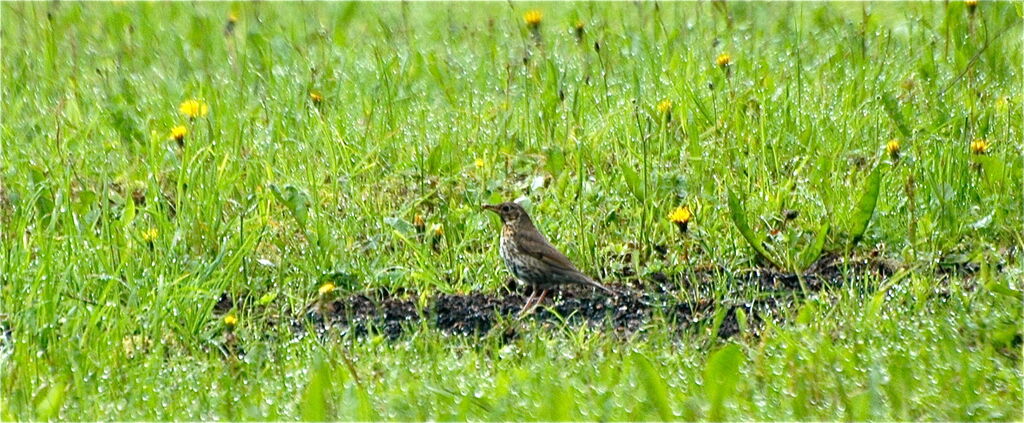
left=578, top=273, right=616, bottom=296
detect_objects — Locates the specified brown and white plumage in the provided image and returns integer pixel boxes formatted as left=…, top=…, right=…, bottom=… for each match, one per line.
left=483, top=202, right=612, bottom=313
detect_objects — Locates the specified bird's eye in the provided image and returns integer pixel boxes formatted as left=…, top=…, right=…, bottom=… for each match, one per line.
left=501, top=205, right=510, bottom=212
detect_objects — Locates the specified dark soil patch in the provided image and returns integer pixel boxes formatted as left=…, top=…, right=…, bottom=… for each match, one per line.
left=284, top=253, right=898, bottom=339
left=305, top=295, right=419, bottom=338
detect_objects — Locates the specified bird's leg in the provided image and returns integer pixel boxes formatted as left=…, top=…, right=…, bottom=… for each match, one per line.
left=519, top=289, right=550, bottom=317
left=519, top=290, right=537, bottom=316
left=535, top=289, right=549, bottom=308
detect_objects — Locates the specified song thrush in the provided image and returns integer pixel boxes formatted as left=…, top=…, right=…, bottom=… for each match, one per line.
left=483, top=202, right=613, bottom=314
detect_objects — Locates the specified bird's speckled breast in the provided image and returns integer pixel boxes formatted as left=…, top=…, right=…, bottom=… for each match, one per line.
left=499, top=224, right=535, bottom=284
left=498, top=225, right=516, bottom=267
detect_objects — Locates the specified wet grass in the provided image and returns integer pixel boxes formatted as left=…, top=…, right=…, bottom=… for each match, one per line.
left=1, top=1, right=1022, bottom=420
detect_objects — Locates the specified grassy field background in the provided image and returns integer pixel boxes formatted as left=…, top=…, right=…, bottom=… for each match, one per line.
left=2, top=1, right=1022, bottom=420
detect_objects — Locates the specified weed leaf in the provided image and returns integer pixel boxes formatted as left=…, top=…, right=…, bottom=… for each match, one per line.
left=269, top=184, right=310, bottom=230
left=34, top=382, right=66, bottom=421
left=704, top=344, right=745, bottom=421
left=850, top=165, right=882, bottom=245
left=620, top=162, right=643, bottom=201
left=635, top=354, right=673, bottom=420
left=881, top=93, right=911, bottom=138
left=800, top=222, right=830, bottom=270
left=727, top=189, right=782, bottom=268
left=301, top=356, right=332, bottom=421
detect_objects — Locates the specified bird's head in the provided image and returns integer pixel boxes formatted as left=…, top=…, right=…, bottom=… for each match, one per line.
left=482, top=202, right=528, bottom=225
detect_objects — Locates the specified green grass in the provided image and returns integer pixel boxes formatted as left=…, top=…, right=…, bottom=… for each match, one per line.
left=2, top=1, right=1022, bottom=420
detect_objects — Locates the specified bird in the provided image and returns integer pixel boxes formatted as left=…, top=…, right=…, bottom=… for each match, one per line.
left=482, top=201, right=613, bottom=314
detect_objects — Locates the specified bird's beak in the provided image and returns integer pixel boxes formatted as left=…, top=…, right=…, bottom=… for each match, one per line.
left=482, top=204, right=499, bottom=213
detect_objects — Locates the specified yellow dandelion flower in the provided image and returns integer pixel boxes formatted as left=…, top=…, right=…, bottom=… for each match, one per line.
left=413, top=214, right=426, bottom=231
left=169, top=125, right=187, bottom=144
left=574, top=20, right=585, bottom=31
left=523, top=10, right=543, bottom=28
left=309, top=90, right=323, bottom=104
left=179, top=99, right=209, bottom=118
left=474, top=158, right=485, bottom=168
left=430, top=224, right=444, bottom=237
left=965, top=0, right=978, bottom=12
left=228, top=12, right=238, bottom=23
left=656, top=99, right=673, bottom=115
left=885, top=139, right=901, bottom=160
left=223, top=314, right=238, bottom=327
left=669, top=205, right=692, bottom=224
left=668, top=205, right=692, bottom=233
left=141, top=227, right=158, bottom=243
left=970, top=139, right=989, bottom=155
left=716, top=52, right=733, bottom=68
left=318, top=282, right=336, bottom=295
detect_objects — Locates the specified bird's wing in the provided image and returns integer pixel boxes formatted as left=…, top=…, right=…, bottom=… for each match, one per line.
left=516, top=230, right=580, bottom=272
left=517, top=227, right=614, bottom=294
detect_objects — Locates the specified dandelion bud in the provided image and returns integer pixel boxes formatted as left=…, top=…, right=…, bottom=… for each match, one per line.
left=169, top=125, right=187, bottom=147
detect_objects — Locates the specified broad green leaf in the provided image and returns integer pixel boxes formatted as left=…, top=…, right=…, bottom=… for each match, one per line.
left=850, top=165, right=882, bottom=245
left=269, top=184, right=310, bottom=230
left=975, top=156, right=1006, bottom=186
left=727, top=189, right=782, bottom=268
left=620, top=162, right=643, bottom=201
left=881, top=93, right=911, bottom=138
left=800, top=222, right=830, bottom=270
left=734, top=308, right=748, bottom=336
left=35, top=382, right=66, bottom=421
left=710, top=305, right=728, bottom=339
left=982, top=260, right=1024, bottom=301
left=257, top=291, right=278, bottom=306
left=866, top=288, right=887, bottom=321
left=384, top=216, right=416, bottom=236
left=544, top=385, right=574, bottom=421
left=323, top=271, right=360, bottom=291
left=635, top=354, right=672, bottom=421
left=703, top=344, right=745, bottom=421
left=355, top=386, right=377, bottom=421
left=487, top=192, right=504, bottom=206
left=108, top=104, right=143, bottom=146
left=545, top=147, right=565, bottom=175
left=426, top=138, right=455, bottom=173
left=989, top=322, right=1023, bottom=349
left=300, top=356, right=332, bottom=421
left=795, top=300, right=818, bottom=326
left=74, top=189, right=97, bottom=215
left=120, top=194, right=136, bottom=228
